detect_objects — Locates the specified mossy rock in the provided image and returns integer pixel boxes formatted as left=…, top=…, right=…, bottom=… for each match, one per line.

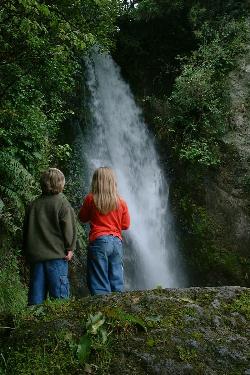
left=0, top=287, right=249, bottom=375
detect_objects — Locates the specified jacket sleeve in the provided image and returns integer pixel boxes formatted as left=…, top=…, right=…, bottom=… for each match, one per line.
left=79, top=195, right=92, bottom=223
left=121, top=201, right=130, bottom=230
left=59, top=203, right=77, bottom=251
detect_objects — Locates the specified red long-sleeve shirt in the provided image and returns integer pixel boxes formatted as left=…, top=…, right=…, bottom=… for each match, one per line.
left=79, top=193, right=130, bottom=242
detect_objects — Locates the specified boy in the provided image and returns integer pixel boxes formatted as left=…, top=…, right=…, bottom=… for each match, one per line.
left=23, top=168, right=76, bottom=305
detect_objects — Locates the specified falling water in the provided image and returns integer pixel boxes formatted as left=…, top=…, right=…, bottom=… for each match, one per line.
left=82, top=50, right=184, bottom=290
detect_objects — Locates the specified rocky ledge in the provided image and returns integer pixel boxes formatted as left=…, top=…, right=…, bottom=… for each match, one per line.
left=0, top=286, right=249, bottom=375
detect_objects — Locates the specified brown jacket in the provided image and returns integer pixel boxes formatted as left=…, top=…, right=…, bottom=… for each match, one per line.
left=23, top=193, right=76, bottom=263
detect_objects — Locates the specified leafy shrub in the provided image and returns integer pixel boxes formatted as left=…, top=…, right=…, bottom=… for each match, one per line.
left=159, top=17, right=249, bottom=166
left=0, top=0, right=119, bottom=298
left=0, top=253, right=27, bottom=316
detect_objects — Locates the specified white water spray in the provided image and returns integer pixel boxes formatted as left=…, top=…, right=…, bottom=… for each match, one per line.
left=83, top=51, right=184, bottom=290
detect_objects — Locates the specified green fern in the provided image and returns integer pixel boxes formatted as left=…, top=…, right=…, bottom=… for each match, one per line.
left=0, top=152, right=39, bottom=238
left=0, top=185, right=24, bottom=212
left=0, top=152, right=39, bottom=200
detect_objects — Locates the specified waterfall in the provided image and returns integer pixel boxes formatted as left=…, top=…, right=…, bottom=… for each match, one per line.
left=82, top=50, right=185, bottom=290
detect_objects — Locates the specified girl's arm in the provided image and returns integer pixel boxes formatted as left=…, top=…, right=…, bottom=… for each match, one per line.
left=79, top=195, right=92, bottom=223
left=121, top=201, right=130, bottom=230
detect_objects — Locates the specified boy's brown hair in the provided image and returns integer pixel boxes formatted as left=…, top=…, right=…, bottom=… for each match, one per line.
left=40, top=168, right=65, bottom=194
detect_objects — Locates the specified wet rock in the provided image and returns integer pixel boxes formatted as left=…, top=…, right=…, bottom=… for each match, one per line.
left=186, top=339, right=199, bottom=349
left=1, top=286, right=249, bottom=375
left=216, top=346, right=247, bottom=362
left=211, top=298, right=220, bottom=309
left=212, top=315, right=221, bottom=327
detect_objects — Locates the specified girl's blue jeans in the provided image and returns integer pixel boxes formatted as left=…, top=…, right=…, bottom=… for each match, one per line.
left=87, top=235, right=124, bottom=295
left=28, top=259, right=69, bottom=305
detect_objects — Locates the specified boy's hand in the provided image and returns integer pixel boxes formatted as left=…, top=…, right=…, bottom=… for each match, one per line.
left=64, top=250, right=73, bottom=261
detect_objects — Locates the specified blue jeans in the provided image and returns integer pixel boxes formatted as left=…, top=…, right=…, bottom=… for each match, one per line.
left=28, top=259, right=69, bottom=305
left=87, top=235, right=124, bottom=295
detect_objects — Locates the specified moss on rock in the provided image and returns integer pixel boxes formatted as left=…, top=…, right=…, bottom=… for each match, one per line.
left=1, top=287, right=249, bottom=374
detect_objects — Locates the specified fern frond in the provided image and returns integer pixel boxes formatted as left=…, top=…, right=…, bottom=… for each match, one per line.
left=0, top=152, right=39, bottom=202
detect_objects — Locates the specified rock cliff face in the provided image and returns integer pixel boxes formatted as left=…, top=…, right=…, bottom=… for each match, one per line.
left=152, top=45, right=250, bottom=287
left=203, top=45, right=250, bottom=283
left=1, top=287, right=249, bottom=375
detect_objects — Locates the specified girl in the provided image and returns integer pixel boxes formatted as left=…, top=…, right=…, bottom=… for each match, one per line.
left=79, top=167, right=130, bottom=295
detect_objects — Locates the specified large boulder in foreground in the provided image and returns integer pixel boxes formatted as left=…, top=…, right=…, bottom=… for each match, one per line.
left=1, top=286, right=249, bottom=375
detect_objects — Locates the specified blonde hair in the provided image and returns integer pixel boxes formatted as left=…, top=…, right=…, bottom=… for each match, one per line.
left=40, top=168, right=65, bottom=194
left=91, top=167, right=119, bottom=214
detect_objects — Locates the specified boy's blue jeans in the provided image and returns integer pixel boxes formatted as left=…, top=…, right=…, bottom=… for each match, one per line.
left=87, top=235, right=124, bottom=295
left=28, top=259, right=69, bottom=305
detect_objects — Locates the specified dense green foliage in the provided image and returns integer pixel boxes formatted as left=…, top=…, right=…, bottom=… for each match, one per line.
left=152, top=17, right=248, bottom=166
left=117, top=0, right=248, bottom=166
left=0, top=0, right=119, bottom=313
left=0, top=253, right=27, bottom=316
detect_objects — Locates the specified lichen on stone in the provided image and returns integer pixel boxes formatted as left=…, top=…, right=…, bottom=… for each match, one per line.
left=0, top=286, right=249, bottom=375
